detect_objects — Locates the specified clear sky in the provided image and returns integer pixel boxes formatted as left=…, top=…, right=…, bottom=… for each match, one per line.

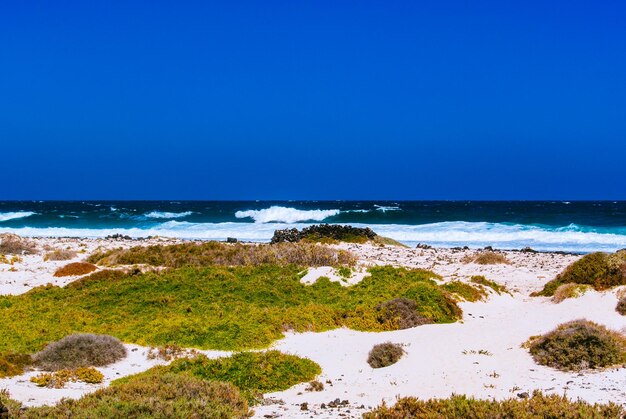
left=1, top=1, right=625, bottom=200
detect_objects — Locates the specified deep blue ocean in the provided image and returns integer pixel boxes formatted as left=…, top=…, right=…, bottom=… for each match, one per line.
left=1, top=201, right=626, bottom=253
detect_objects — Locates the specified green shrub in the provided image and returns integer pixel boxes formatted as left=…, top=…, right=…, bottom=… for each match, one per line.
left=271, top=224, right=377, bottom=244
left=0, top=265, right=460, bottom=353
left=30, top=367, right=104, bottom=388
left=54, top=262, right=97, bottom=277
left=88, top=241, right=356, bottom=268
left=535, top=251, right=626, bottom=296
left=375, top=298, right=433, bottom=329
left=34, top=334, right=127, bottom=371
left=552, top=283, right=590, bottom=303
left=160, top=351, right=320, bottom=402
left=527, top=320, right=626, bottom=371
left=363, top=391, right=624, bottom=418
left=367, top=342, right=404, bottom=368
left=443, top=281, right=487, bottom=302
left=15, top=373, right=251, bottom=418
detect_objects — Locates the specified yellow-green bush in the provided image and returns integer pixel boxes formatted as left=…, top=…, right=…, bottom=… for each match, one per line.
left=363, top=391, right=624, bottom=418
left=53, top=262, right=97, bottom=277
left=527, top=320, right=626, bottom=371
left=30, top=367, right=104, bottom=388
left=10, top=373, right=251, bottom=418
left=0, top=265, right=460, bottom=353
left=535, top=251, right=626, bottom=296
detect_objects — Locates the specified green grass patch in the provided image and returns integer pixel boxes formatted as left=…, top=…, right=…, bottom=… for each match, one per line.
left=534, top=251, right=626, bottom=296
left=0, top=265, right=460, bottom=355
left=363, top=391, right=624, bottom=418
left=116, top=351, right=320, bottom=403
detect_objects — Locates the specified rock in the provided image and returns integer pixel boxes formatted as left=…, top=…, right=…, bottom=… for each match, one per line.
left=105, top=234, right=133, bottom=240
left=271, top=224, right=377, bottom=244
left=483, top=246, right=494, bottom=251
left=300, top=402, right=308, bottom=411
left=226, top=237, right=238, bottom=243
left=517, top=392, right=530, bottom=399
left=416, top=243, right=432, bottom=249
left=521, top=246, right=537, bottom=253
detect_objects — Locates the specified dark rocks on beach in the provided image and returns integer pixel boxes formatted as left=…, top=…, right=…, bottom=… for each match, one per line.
left=416, top=243, right=432, bottom=249
left=300, top=402, right=308, bottom=411
left=483, top=246, right=494, bottom=251
left=271, top=224, right=377, bottom=244
left=517, top=392, right=530, bottom=399
left=521, top=246, right=538, bottom=253
left=105, top=234, right=133, bottom=240
left=226, top=237, right=238, bottom=243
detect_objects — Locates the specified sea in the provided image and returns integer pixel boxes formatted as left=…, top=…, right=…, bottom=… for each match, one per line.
left=1, top=201, right=626, bottom=253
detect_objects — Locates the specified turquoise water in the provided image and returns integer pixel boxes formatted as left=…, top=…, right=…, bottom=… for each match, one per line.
left=1, top=201, right=625, bottom=253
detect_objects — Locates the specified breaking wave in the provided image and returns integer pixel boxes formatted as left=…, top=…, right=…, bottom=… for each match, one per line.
left=0, top=212, right=37, bottom=222
left=144, top=211, right=194, bottom=219
left=235, top=206, right=341, bottom=223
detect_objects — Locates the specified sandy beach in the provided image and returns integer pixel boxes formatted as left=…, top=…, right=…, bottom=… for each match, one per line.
left=2, top=236, right=625, bottom=417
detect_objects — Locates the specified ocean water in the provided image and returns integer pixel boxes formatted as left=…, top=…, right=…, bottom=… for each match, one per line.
left=1, top=201, right=626, bottom=253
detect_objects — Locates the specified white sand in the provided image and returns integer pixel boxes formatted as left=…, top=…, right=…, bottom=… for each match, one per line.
left=4, top=238, right=626, bottom=418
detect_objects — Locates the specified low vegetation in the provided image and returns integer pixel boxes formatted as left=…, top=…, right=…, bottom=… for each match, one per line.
left=526, top=320, right=626, bottom=371
left=470, top=275, right=509, bottom=295
left=535, top=251, right=626, bottom=296
left=53, top=262, right=97, bottom=277
left=0, top=266, right=461, bottom=354
left=463, top=251, right=510, bottom=265
left=125, top=351, right=320, bottom=403
left=552, top=283, right=590, bottom=303
left=0, top=234, right=37, bottom=255
left=44, top=249, right=77, bottom=261
left=30, top=367, right=104, bottom=388
left=443, top=281, right=487, bottom=302
left=270, top=224, right=406, bottom=246
left=33, top=334, right=127, bottom=371
left=88, top=241, right=357, bottom=268
left=0, top=352, right=31, bottom=378
left=367, top=342, right=404, bottom=368
left=1, top=373, right=251, bottom=418
left=363, top=391, right=625, bottom=418
left=375, top=297, right=434, bottom=328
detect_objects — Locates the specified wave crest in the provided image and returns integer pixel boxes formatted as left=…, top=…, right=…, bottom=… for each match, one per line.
left=235, top=206, right=340, bottom=223
left=144, top=211, right=194, bottom=219
left=0, top=211, right=37, bottom=222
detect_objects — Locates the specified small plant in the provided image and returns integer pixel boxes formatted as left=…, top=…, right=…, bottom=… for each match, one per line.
left=306, top=380, right=324, bottom=392
left=147, top=344, right=189, bottom=361
left=336, top=266, right=352, bottom=279
left=367, top=342, right=404, bottom=368
left=527, top=319, right=626, bottom=371
left=616, top=296, right=626, bottom=315
left=31, top=367, right=104, bottom=388
left=34, top=334, right=127, bottom=371
left=464, top=251, right=510, bottom=265
left=53, top=262, right=97, bottom=277
left=552, top=283, right=590, bottom=303
left=44, top=249, right=78, bottom=261
left=375, top=298, right=433, bottom=329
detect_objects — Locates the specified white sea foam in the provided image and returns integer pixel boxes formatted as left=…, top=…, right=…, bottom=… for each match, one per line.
left=144, top=211, right=194, bottom=219
left=235, top=206, right=340, bottom=223
left=2, top=221, right=626, bottom=253
left=0, top=211, right=37, bottom=222
left=374, top=205, right=401, bottom=212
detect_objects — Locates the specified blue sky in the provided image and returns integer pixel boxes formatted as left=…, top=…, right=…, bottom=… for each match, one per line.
left=1, top=1, right=625, bottom=200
